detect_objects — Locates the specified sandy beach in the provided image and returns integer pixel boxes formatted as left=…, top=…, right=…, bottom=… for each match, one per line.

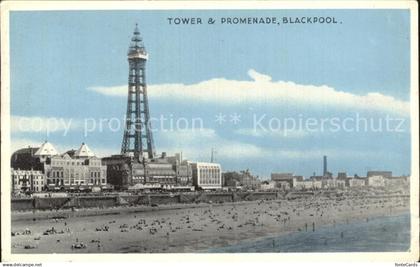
left=11, top=191, right=409, bottom=253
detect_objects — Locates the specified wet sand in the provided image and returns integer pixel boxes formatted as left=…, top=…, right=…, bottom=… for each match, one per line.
left=11, top=193, right=409, bottom=253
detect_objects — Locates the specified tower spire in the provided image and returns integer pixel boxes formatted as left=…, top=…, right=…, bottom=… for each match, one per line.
left=121, top=24, right=155, bottom=159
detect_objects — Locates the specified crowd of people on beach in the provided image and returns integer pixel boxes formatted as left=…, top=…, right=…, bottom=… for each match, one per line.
left=11, top=192, right=410, bottom=253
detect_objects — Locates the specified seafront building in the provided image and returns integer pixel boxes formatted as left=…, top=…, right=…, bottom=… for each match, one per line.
left=293, top=180, right=322, bottom=190
left=271, top=173, right=303, bottom=190
left=260, top=180, right=277, bottom=191
left=102, top=152, right=194, bottom=190
left=367, top=175, right=386, bottom=187
left=191, top=162, right=222, bottom=190
left=11, top=141, right=109, bottom=192
left=45, top=143, right=108, bottom=190
left=385, top=176, right=410, bottom=188
left=223, top=169, right=261, bottom=190
left=337, top=172, right=347, bottom=180
left=11, top=169, right=45, bottom=194
left=367, top=171, right=392, bottom=178
left=347, top=177, right=367, bottom=187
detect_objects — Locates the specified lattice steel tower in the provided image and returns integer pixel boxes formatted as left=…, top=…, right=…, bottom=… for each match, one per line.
left=121, top=24, right=155, bottom=159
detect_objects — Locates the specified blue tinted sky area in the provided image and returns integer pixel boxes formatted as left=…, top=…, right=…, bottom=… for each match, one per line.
left=10, top=10, right=411, bottom=177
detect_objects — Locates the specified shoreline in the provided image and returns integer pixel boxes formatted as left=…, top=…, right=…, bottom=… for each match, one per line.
left=207, top=211, right=411, bottom=254
left=202, top=210, right=410, bottom=253
left=11, top=193, right=410, bottom=253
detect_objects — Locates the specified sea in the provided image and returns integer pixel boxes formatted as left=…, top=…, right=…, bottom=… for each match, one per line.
left=208, top=213, right=411, bottom=252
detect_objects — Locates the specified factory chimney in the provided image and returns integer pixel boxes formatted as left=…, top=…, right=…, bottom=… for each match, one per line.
left=323, top=155, right=327, bottom=177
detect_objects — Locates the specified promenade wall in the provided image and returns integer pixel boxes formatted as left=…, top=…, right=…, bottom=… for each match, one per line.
left=11, top=192, right=279, bottom=211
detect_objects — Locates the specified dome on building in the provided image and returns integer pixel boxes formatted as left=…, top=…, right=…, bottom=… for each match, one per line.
left=34, top=141, right=59, bottom=157
left=74, top=143, right=95, bottom=158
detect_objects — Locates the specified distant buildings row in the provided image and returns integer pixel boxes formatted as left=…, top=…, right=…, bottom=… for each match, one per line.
left=11, top=142, right=409, bottom=195
left=261, top=156, right=410, bottom=191
left=221, top=170, right=409, bottom=191
left=11, top=141, right=222, bottom=195
left=267, top=171, right=409, bottom=191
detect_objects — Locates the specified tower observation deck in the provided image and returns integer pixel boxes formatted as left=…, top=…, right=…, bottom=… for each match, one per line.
left=121, top=24, right=155, bottom=159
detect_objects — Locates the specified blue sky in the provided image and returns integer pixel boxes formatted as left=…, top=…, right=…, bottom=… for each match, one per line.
left=10, top=9, right=411, bottom=178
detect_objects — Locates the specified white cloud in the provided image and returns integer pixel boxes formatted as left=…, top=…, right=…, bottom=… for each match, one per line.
left=156, top=128, right=268, bottom=160
left=87, top=69, right=409, bottom=116
left=247, top=69, right=272, bottom=82
left=88, top=85, right=128, bottom=97
left=155, top=128, right=374, bottom=162
left=234, top=128, right=308, bottom=138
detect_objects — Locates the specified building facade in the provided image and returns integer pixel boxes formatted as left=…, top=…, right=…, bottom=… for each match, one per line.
left=102, top=152, right=193, bottom=190
left=45, top=157, right=106, bottom=190
left=191, top=162, right=222, bottom=190
left=260, top=181, right=277, bottom=191
left=321, top=179, right=346, bottom=189
left=367, top=175, right=386, bottom=187
left=223, top=170, right=260, bottom=190
left=271, top=173, right=303, bottom=190
left=367, top=171, right=392, bottom=178
left=337, top=172, right=347, bottom=180
left=384, top=176, right=410, bottom=188
left=11, top=169, right=46, bottom=194
left=348, top=178, right=367, bottom=187
left=11, top=141, right=108, bottom=192
left=294, top=180, right=322, bottom=190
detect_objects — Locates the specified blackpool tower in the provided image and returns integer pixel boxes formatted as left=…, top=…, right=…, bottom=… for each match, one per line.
left=121, top=24, right=155, bottom=159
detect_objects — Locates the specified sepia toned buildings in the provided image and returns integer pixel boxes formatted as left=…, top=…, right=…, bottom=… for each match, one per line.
left=102, top=152, right=194, bottom=190
left=11, top=141, right=108, bottom=193
left=223, top=169, right=260, bottom=190
left=191, top=162, right=222, bottom=190
left=11, top=169, right=45, bottom=194
left=271, top=173, right=303, bottom=190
